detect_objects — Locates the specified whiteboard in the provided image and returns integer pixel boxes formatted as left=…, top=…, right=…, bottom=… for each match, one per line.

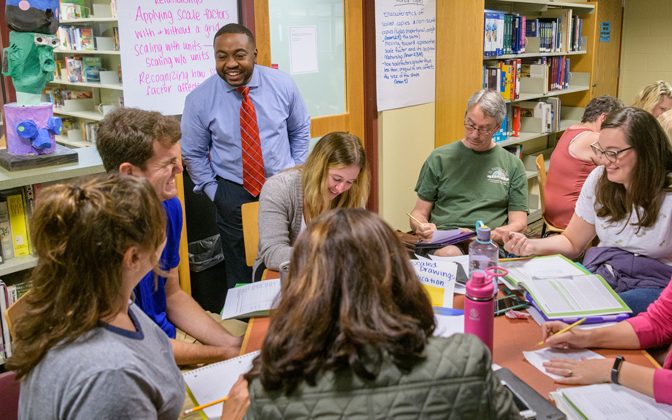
left=117, top=1, right=238, bottom=115
left=375, top=0, right=436, bottom=111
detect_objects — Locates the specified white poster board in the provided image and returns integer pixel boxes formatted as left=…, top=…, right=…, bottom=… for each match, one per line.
left=375, top=0, right=436, bottom=111
left=117, top=2, right=238, bottom=115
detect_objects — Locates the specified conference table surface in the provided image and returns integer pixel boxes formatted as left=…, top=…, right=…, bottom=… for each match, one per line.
left=240, top=291, right=658, bottom=400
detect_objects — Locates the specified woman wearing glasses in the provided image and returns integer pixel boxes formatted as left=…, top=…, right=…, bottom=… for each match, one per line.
left=544, top=96, right=623, bottom=229
left=505, top=107, right=672, bottom=314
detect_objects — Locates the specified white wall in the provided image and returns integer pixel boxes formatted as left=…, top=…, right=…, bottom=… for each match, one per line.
left=619, top=0, right=672, bottom=103
left=378, top=103, right=435, bottom=230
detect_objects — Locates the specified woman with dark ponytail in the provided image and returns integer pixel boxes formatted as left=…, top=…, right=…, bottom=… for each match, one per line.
left=9, top=173, right=186, bottom=419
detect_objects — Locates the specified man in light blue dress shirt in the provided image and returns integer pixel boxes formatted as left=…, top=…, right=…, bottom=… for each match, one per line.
left=181, top=23, right=310, bottom=288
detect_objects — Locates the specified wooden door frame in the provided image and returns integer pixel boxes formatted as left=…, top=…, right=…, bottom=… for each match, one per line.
left=248, top=0, right=378, bottom=212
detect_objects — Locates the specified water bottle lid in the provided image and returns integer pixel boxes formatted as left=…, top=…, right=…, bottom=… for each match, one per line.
left=467, top=270, right=495, bottom=298
left=476, top=225, right=492, bottom=242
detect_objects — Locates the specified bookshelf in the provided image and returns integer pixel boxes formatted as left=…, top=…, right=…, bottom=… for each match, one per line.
left=48, top=2, right=121, bottom=147
left=0, top=147, right=104, bottom=366
left=436, top=0, right=597, bottom=224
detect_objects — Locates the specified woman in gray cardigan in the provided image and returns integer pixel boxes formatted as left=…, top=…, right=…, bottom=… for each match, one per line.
left=254, top=132, right=370, bottom=279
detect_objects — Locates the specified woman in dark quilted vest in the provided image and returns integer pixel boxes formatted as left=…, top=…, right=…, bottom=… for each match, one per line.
left=244, top=208, right=520, bottom=419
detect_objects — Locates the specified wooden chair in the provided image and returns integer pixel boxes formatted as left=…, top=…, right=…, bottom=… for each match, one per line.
left=241, top=201, right=260, bottom=268
left=535, top=154, right=565, bottom=237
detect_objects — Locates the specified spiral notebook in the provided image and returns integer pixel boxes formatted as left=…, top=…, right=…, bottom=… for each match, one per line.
left=183, top=351, right=260, bottom=419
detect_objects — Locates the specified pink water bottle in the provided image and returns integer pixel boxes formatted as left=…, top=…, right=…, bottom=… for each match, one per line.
left=464, top=271, right=495, bottom=353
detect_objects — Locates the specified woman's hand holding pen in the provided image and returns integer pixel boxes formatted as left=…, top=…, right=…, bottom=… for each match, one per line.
left=541, top=321, right=592, bottom=349
left=220, top=376, right=250, bottom=420
left=503, top=231, right=534, bottom=256
left=540, top=321, right=611, bottom=385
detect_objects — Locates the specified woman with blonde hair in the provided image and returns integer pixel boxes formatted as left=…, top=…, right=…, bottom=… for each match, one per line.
left=632, top=80, right=672, bottom=117
left=9, top=174, right=186, bottom=418
left=244, top=208, right=518, bottom=418
left=658, top=109, right=672, bottom=144
left=254, top=131, right=369, bottom=278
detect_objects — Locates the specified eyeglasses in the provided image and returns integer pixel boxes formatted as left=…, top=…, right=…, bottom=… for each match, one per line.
left=464, top=122, right=496, bottom=135
left=590, top=141, right=633, bottom=163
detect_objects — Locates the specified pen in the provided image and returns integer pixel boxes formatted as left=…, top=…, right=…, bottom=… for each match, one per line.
left=406, top=212, right=424, bottom=225
left=183, top=396, right=229, bottom=415
left=537, top=317, right=586, bottom=346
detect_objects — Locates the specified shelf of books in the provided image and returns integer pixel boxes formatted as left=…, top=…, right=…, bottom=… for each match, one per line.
left=54, top=48, right=120, bottom=56
left=60, top=17, right=118, bottom=24
left=0, top=147, right=103, bottom=274
left=0, top=147, right=104, bottom=190
left=50, top=78, right=123, bottom=91
left=44, top=1, right=121, bottom=148
left=53, top=108, right=104, bottom=122
left=484, top=49, right=586, bottom=60
left=482, top=0, right=595, bottom=223
left=0, top=2, right=117, bottom=365
left=485, top=0, right=594, bottom=13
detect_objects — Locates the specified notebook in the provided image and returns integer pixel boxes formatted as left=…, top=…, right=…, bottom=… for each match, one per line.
left=415, top=229, right=475, bottom=249
left=183, top=351, right=260, bottom=419
left=499, top=255, right=631, bottom=319
left=551, top=384, right=672, bottom=419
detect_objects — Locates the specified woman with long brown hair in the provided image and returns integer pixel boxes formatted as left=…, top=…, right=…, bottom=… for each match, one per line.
left=505, top=107, right=672, bottom=314
left=245, top=208, right=518, bottom=419
left=9, top=174, right=185, bottom=418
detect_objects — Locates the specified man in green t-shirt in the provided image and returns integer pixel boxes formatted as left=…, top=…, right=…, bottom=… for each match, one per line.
left=410, top=89, right=528, bottom=256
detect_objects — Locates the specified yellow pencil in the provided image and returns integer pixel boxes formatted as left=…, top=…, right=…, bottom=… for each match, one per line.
left=183, top=396, right=229, bottom=415
left=406, top=212, right=423, bottom=225
left=537, top=318, right=586, bottom=346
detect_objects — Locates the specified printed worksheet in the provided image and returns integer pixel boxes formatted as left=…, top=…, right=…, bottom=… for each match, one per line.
left=523, top=347, right=604, bottom=380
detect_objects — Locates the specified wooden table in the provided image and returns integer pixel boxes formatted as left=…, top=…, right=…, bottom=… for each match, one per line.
left=240, top=294, right=658, bottom=399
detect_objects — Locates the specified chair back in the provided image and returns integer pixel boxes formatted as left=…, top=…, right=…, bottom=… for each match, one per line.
left=535, top=154, right=548, bottom=213
left=0, top=371, right=20, bottom=420
left=241, top=201, right=260, bottom=267
left=535, top=154, right=564, bottom=236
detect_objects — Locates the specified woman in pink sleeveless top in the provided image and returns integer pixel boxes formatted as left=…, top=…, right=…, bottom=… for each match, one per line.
left=544, top=96, right=623, bottom=229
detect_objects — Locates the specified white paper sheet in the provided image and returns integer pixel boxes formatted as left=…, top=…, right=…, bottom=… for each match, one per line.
left=220, top=279, right=281, bottom=319
left=433, top=314, right=464, bottom=338
left=500, top=255, right=586, bottom=288
left=523, top=347, right=604, bottom=380
left=289, top=26, right=319, bottom=74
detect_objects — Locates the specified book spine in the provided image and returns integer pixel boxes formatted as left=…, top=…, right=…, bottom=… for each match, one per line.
left=7, top=192, right=30, bottom=257
left=0, top=281, right=11, bottom=358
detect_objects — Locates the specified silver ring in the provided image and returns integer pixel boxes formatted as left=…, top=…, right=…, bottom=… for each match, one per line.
left=567, top=369, right=573, bottom=377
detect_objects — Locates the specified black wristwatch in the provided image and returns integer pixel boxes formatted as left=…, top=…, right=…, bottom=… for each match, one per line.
left=611, top=355, right=625, bottom=384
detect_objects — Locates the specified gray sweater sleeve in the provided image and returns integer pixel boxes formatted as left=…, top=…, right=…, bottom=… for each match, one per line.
left=256, top=170, right=303, bottom=271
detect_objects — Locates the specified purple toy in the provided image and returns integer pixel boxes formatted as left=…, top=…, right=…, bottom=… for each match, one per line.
left=4, top=102, right=60, bottom=155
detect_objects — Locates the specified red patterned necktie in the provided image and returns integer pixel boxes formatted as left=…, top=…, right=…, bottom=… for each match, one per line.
left=237, top=86, right=265, bottom=196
